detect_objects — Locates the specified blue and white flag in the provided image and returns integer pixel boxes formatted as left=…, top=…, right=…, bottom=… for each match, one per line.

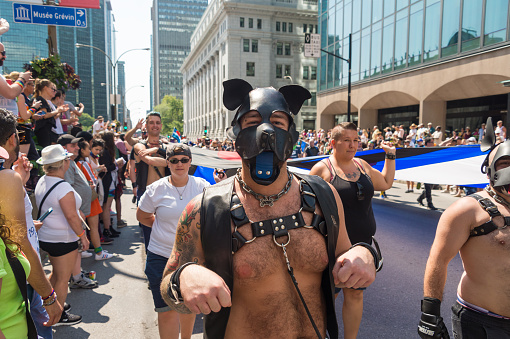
left=172, top=127, right=181, bottom=142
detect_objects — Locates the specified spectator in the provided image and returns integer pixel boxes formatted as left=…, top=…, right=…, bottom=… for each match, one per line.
left=495, top=120, right=506, bottom=142
left=432, top=126, right=443, bottom=145
left=35, top=144, right=89, bottom=325
left=51, top=90, right=75, bottom=138
left=61, top=89, right=84, bottom=120
left=478, top=123, right=486, bottom=142
left=92, top=116, right=107, bottom=136
left=427, top=122, right=435, bottom=134
left=303, top=139, right=320, bottom=157
left=33, top=79, right=64, bottom=147
left=462, top=127, right=472, bottom=140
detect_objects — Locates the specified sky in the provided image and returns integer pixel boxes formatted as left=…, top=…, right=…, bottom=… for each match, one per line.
left=109, top=0, right=153, bottom=125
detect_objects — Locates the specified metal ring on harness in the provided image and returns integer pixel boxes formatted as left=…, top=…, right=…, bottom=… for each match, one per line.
left=233, top=225, right=257, bottom=244
left=489, top=215, right=507, bottom=229
left=273, top=233, right=291, bottom=247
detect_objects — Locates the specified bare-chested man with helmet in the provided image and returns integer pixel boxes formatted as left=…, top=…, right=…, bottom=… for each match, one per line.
left=419, top=117, right=510, bottom=339
left=160, top=79, right=379, bottom=339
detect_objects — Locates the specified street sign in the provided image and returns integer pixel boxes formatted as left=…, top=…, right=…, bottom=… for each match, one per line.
left=304, top=33, right=321, bottom=58
left=12, top=3, right=87, bottom=28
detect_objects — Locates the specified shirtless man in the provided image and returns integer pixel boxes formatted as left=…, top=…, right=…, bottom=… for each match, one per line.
left=133, top=112, right=169, bottom=249
left=419, top=118, right=510, bottom=338
left=160, top=79, right=378, bottom=338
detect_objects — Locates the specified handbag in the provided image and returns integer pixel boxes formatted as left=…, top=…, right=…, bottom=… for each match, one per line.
left=5, top=247, right=38, bottom=339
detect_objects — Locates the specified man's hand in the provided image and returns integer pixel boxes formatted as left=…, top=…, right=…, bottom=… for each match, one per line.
left=333, top=245, right=376, bottom=288
left=418, top=298, right=450, bottom=339
left=135, top=118, right=145, bottom=130
left=380, top=141, right=396, bottom=154
left=138, top=147, right=158, bottom=157
left=13, top=153, right=32, bottom=185
left=179, top=264, right=232, bottom=314
left=43, top=301, right=63, bottom=326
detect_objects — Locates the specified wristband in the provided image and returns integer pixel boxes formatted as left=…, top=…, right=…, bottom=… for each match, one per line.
left=42, top=292, right=58, bottom=307
left=350, top=241, right=383, bottom=272
left=421, top=297, right=441, bottom=315
left=167, top=262, right=198, bottom=304
left=42, top=288, right=55, bottom=300
left=77, top=230, right=85, bottom=237
left=385, top=153, right=396, bottom=160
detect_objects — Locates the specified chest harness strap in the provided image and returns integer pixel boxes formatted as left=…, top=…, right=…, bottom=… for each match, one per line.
left=468, top=193, right=510, bottom=237
left=230, top=179, right=327, bottom=339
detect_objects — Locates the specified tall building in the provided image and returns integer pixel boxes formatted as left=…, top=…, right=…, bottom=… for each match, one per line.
left=117, top=60, right=126, bottom=123
left=318, top=0, right=510, bottom=133
left=151, top=0, right=208, bottom=106
left=0, top=1, right=48, bottom=74
left=181, top=0, right=319, bottom=140
left=58, top=0, right=115, bottom=120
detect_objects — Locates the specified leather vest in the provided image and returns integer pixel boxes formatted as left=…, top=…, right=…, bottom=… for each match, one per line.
left=199, top=173, right=340, bottom=339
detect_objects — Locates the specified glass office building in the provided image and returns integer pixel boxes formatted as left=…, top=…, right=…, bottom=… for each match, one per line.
left=151, top=0, right=207, bottom=105
left=318, top=0, right=510, bottom=132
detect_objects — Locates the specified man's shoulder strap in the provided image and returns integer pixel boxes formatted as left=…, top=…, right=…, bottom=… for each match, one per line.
left=468, top=193, right=505, bottom=237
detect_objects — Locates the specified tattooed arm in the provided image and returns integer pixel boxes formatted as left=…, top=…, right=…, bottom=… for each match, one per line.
left=160, top=194, right=232, bottom=314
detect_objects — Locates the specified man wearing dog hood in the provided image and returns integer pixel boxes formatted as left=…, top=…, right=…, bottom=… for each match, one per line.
left=419, top=117, right=510, bottom=339
left=160, top=79, right=378, bottom=339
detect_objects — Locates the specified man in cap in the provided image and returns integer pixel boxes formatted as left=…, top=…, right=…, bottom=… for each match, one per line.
left=419, top=118, right=510, bottom=338
left=160, top=79, right=378, bottom=338
left=92, top=115, right=107, bottom=136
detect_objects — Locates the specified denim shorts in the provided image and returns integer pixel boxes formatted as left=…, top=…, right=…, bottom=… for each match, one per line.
left=145, top=250, right=171, bottom=312
left=452, top=300, right=510, bottom=338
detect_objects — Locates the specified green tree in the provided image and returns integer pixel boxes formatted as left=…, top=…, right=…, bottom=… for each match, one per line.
left=154, top=95, right=183, bottom=136
left=79, top=112, right=95, bottom=132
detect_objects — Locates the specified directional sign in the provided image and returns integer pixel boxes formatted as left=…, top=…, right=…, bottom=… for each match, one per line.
left=12, top=3, right=87, bottom=28
left=304, top=33, right=321, bottom=58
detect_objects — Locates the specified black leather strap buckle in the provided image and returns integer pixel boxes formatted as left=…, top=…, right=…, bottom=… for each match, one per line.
left=478, top=198, right=501, bottom=217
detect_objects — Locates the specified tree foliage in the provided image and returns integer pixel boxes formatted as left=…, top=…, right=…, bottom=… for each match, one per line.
left=154, top=95, right=183, bottom=136
left=80, top=112, right=95, bottom=132
left=24, top=55, right=81, bottom=90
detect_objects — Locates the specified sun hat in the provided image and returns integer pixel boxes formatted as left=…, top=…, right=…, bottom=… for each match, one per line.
left=36, top=144, right=70, bottom=165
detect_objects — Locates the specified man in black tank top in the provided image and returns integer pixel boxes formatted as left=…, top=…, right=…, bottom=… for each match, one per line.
left=310, top=122, right=395, bottom=339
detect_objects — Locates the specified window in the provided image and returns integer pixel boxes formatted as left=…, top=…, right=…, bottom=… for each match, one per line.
left=243, top=39, right=250, bottom=52
left=315, top=25, right=318, bottom=33
left=252, top=39, right=258, bottom=53
left=285, top=65, right=291, bottom=77
left=276, top=64, right=283, bottom=78
left=246, top=62, right=255, bottom=76
left=282, top=22, right=287, bottom=32
left=240, top=17, right=245, bottom=27
left=257, top=19, right=262, bottom=29
left=311, top=66, right=317, bottom=80
left=289, top=23, right=293, bottom=33
left=277, top=42, right=283, bottom=55
left=303, top=66, right=309, bottom=80
left=276, top=21, right=281, bottom=31
left=249, top=18, right=253, bottom=28
left=284, top=43, right=291, bottom=55
left=303, top=23, right=308, bottom=33
left=223, top=64, right=225, bottom=78
left=310, top=92, right=316, bottom=106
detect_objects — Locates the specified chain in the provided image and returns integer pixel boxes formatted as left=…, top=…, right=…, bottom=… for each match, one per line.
left=236, top=169, right=293, bottom=207
left=485, top=185, right=510, bottom=208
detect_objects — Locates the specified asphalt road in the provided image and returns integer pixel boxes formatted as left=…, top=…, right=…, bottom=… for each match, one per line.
left=49, top=183, right=464, bottom=338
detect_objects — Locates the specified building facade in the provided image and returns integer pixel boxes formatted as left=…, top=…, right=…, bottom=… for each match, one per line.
left=117, top=60, right=126, bottom=123
left=151, top=0, right=208, bottom=106
left=181, top=0, right=319, bottom=141
left=318, top=0, right=510, bottom=134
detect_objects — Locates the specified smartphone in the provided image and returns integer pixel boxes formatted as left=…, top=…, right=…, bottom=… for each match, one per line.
left=38, top=207, right=53, bottom=222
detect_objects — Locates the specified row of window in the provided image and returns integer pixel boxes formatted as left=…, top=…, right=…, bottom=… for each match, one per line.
left=276, top=42, right=292, bottom=55
left=303, top=23, right=319, bottom=34
left=243, top=39, right=258, bottom=53
left=244, top=63, right=317, bottom=83
left=240, top=17, right=262, bottom=29
left=276, top=21, right=293, bottom=33
left=276, top=64, right=292, bottom=78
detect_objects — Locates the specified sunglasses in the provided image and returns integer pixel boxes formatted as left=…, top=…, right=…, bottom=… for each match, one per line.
left=168, top=158, right=190, bottom=164
left=356, top=182, right=365, bottom=201
left=0, top=51, right=5, bottom=56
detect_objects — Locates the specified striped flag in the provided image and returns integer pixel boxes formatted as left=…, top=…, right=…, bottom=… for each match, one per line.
left=172, top=127, right=181, bottom=142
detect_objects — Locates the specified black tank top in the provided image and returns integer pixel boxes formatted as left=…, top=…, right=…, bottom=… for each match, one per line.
left=325, top=158, right=376, bottom=244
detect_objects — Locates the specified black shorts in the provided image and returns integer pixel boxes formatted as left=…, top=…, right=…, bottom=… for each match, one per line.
left=452, top=300, right=510, bottom=338
left=39, top=241, right=79, bottom=257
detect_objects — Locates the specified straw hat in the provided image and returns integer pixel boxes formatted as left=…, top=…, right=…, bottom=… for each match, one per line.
left=36, top=145, right=70, bottom=165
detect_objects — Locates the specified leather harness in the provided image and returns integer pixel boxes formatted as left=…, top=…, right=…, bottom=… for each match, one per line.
left=469, top=193, right=510, bottom=237
left=200, top=173, right=340, bottom=339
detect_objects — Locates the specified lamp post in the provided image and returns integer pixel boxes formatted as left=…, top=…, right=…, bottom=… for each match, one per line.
left=122, top=85, right=144, bottom=124
left=75, top=43, right=149, bottom=121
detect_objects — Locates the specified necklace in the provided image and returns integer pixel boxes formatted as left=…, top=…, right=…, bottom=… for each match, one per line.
left=236, top=169, right=293, bottom=207
left=171, top=177, right=189, bottom=200
left=485, top=185, right=510, bottom=208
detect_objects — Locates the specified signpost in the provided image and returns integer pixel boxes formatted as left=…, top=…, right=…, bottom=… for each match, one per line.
left=304, top=33, right=321, bottom=58
left=12, top=3, right=87, bottom=28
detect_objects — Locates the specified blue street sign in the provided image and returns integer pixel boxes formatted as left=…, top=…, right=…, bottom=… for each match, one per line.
left=12, top=3, right=87, bottom=28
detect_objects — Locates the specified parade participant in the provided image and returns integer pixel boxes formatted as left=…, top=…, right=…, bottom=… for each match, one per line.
left=160, top=79, right=378, bottom=339
left=137, top=144, right=209, bottom=339
left=133, top=112, right=169, bottom=250
left=419, top=117, right=510, bottom=338
left=0, top=109, right=63, bottom=327
left=309, top=121, right=394, bottom=339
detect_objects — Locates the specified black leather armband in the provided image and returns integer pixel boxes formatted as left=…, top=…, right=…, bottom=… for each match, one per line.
left=167, top=262, right=198, bottom=304
left=350, top=241, right=383, bottom=272
left=385, top=153, right=396, bottom=160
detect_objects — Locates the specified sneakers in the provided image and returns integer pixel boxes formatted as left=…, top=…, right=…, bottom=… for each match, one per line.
left=116, top=219, right=128, bottom=228
left=379, top=193, right=386, bottom=199
left=428, top=205, right=438, bottom=211
left=110, top=227, right=121, bottom=236
left=95, top=250, right=114, bottom=261
left=54, top=311, right=82, bottom=327
left=100, top=235, right=114, bottom=245
left=64, top=302, right=71, bottom=312
left=103, top=229, right=119, bottom=239
left=81, top=251, right=93, bottom=258
left=70, top=273, right=98, bottom=289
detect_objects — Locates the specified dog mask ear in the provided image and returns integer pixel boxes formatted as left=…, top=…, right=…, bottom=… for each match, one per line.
left=481, top=117, right=496, bottom=153
left=223, top=79, right=254, bottom=111
left=278, top=85, right=312, bottom=115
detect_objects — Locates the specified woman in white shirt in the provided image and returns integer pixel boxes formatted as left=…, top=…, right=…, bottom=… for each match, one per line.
left=35, top=145, right=90, bottom=326
left=137, top=144, right=210, bottom=339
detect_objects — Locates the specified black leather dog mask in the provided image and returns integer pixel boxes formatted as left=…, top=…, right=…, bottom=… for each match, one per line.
left=481, top=117, right=510, bottom=192
left=223, top=79, right=311, bottom=185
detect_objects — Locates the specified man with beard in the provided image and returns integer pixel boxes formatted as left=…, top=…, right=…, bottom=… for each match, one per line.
left=160, top=79, right=378, bottom=338
left=0, top=108, right=63, bottom=331
left=133, top=112, right=169, bottom=249
left=419, top=118, right=510, bottom=338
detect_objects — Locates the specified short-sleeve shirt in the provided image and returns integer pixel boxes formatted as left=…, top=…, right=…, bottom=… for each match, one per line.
left=35, top=175, right=82, bottom=243
left=139, top=175, right=210, bottom=258
left=0, top=238, right=30, bottom=339
left=93, top=120, right=105, bottom=135
left=64, top=161, right=92, bottom=216
left=24, top=190, right=40, bottom=259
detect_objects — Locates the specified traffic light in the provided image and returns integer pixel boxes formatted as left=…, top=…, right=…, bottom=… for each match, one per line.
left=123, top=122, right=127, bottom=131
left=204, top=125, right=208, bottom=135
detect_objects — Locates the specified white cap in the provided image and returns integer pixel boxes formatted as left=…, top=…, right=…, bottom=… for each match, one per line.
left=36, top=145, right=70, bottom=165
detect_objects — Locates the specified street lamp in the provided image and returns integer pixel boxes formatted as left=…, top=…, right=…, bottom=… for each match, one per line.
left=75, top=43, right=149, bottom=121
left=122, top=85, right=144, bottom=125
